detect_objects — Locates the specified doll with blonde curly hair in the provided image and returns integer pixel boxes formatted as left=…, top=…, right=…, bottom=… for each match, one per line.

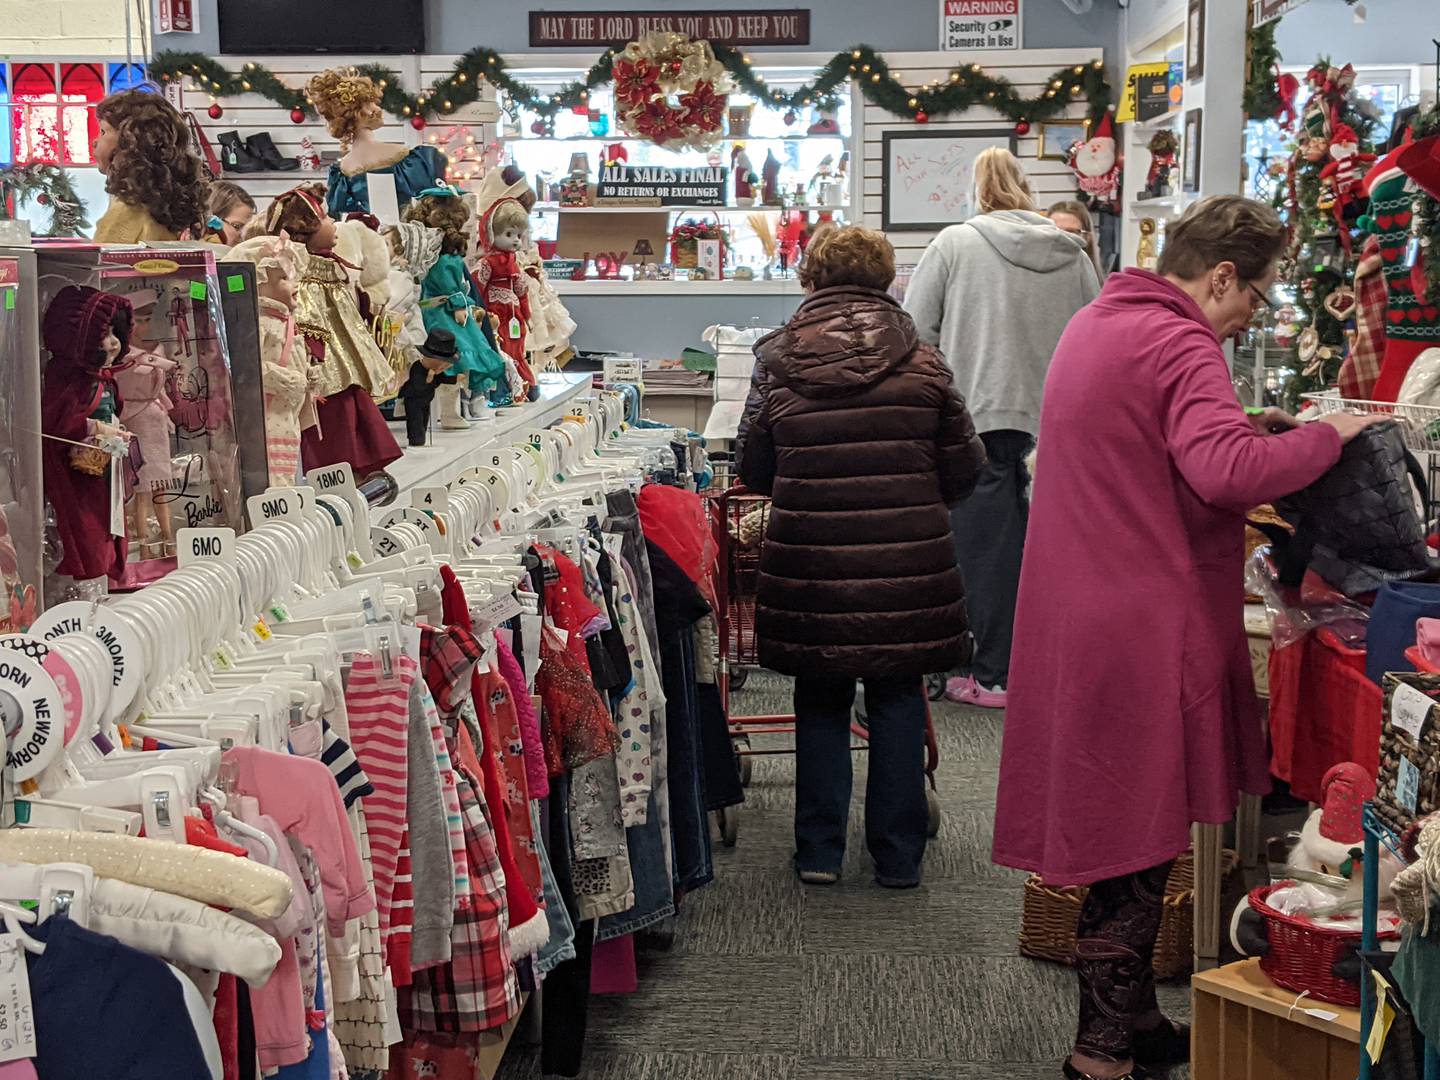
left=93, top=90, right=209, bottom=242
left=311, top=67, right=448, bottom=219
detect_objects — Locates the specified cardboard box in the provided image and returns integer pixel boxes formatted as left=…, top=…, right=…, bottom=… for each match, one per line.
left=1192, top=960, right=1359, bottom=1080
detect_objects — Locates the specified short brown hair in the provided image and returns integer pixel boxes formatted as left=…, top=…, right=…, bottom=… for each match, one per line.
left=1157, top=195, right=1288, bottom=280
left=799, top=224, right=896, bottom=292
left=96, top=90, right=209, bottom=236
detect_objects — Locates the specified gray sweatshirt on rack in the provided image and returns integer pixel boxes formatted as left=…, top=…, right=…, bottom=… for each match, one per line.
left=903, top=210, right=1100, bottom=437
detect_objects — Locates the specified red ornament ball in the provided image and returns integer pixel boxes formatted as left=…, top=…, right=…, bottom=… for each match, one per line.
left=410, top=115, right=428, bottom=131
left=35, top=193, right=49, bottom=206
left=289, top=107, right=306, bottom=124
left=1013, top=120, right=1030, bottom=136
left=530, top=119, right=548, bottom=135
left=915, top=110, right=929, bottom=124
left=207, top=103, right=223, bottom=120
left=783, top=110, right=797, bottom=126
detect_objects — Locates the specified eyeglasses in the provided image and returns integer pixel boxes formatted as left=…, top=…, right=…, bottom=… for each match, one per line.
left=1244, top=281, right=1278, bottom=311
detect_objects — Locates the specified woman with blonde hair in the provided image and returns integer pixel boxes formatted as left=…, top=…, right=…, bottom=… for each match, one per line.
left=904, top=146, right=1098, bottom=709
left=1049, top=198, right=1106, bottom=280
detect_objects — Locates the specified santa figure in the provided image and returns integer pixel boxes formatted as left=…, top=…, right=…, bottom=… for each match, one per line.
left=1320, top=122, right=1376, bottom=234
left=1067, top=111, right=1121, bottom=210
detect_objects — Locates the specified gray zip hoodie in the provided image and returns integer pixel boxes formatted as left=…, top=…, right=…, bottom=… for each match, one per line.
left=903, top=210, right=1100, bottom=436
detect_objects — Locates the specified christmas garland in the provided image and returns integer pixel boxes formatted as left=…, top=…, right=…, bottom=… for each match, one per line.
left=151, top=44, right=1111, bottom=131
left=0, top=163, right=91, bottom=237
left=1413, top=104, right=1440, bottom=294
left=1243, top=20, right=1283, bottom=120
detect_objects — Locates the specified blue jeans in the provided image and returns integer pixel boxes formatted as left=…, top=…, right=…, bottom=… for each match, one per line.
left=794, top=675, right=928, bottom=881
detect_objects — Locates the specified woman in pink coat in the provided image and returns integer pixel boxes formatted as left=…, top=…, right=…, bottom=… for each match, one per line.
left=991, top=196, right=1384, bottom=1080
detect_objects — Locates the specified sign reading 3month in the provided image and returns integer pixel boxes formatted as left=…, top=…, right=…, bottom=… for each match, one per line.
left=596, top=165, right=728, bottom=207
left=29, top=601, right=143, bottom=725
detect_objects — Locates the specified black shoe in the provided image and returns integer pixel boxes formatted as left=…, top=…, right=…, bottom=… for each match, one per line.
left=246, top=131, right=299, bottom=171
left=1132, top=1019, right=1189, bottom=1067
left=1062, top=1060, right=1151, bottom=1080
left=875, top=873, right=920, bottom=889
left=217, top=131, right=264, bottom=173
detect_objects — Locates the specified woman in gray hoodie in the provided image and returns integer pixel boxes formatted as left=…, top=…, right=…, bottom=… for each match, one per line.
left=904, top=146, right=1099, bottom=709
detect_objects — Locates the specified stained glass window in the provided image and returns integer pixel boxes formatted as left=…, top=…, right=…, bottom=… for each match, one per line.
left=12, top=64, right=60, bottom=165
left=107, top=64, right=150, bottom=93
left=58, top=63, right=103, bottom=165
left=0, top=68, right=11, bottom=168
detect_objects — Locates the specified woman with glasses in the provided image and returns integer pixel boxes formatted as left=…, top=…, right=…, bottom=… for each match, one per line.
left=1048, top=199, right=1106, bottom=281
left=991, top=195, right=1385, bottom=1080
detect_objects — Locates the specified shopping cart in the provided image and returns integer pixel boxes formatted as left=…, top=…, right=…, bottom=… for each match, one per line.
left=705, top=479, right=942, bottom=847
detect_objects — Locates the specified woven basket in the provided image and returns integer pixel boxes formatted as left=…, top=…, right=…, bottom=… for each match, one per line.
left=1250, top=882, right=1397, bottom=1006
left=1019, top=850, right=1238, bottom=980
left=68, top=441, right=111, bottom=476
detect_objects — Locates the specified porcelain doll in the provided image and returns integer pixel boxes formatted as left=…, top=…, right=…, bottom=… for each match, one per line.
left=40, top=286, right=135, bottom=580
left=227, top=232, right=318, bottom=486
left=402, top=187, right=507, bottom=425
left=381, top=220, right=444, bottom=380
left=92, top=90, right=207, bottom=243
left=474, top=197, right=540, bottom=402
left=112, top=290, right=179, bottom=558
left=310, top=68, right=448, bottom=219
left=260, top=184, right=402, bottom=479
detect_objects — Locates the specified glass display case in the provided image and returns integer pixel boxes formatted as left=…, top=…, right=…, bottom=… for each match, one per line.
left=0, top=247, right=42, bottom=631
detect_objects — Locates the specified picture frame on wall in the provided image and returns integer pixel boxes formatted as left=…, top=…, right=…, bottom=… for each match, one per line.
left=1183, top=109, right=1202, bottom=193
left=1036, top=120, right=1090, bottom=161
left=881, top=129, right=1016, bottom=231
left=1186, top=0, right=1205, bottom=80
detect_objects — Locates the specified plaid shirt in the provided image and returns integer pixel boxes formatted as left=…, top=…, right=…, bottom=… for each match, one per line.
left=1338, top=235, right=1387, bottom=399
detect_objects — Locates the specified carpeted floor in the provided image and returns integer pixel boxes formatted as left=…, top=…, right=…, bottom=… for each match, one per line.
left=498, top=670, right=1192, bottom=1079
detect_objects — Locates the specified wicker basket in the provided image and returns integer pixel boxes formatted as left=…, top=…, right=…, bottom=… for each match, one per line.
left=68, top=440, right=112, bottom=476
left=1249, top=882, right=1398, bottom=1006
left=1019, top=850, right=1238, bottom=980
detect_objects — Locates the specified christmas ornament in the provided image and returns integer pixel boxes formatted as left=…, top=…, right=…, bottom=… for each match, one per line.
left=915, top=111, right=929, bottom=124
left=208, top=103, right=224, bottom=120
left=612, top=32, right=732, bottom=150
left=411, top=115, right=429, bottom=130
left=784, top=110, right=797, bottom=126
left=289, top=107, right=306, bottom=124
left=530, top=119, right=548, bottom=135
left=1066, top=110, right=1121, bottom=210
left=1014, top=120, right=1030, bottom=136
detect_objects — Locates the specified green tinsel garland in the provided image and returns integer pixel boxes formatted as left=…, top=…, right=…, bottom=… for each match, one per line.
left=0, top=163, right=91, bottom=238
left=151, top=45, right=1112, bottom=129
left=1243, top=20, right=1282, bottom=119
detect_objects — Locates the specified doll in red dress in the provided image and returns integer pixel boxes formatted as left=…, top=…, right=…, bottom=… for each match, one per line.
left=474, top=197, right=539, bottom=403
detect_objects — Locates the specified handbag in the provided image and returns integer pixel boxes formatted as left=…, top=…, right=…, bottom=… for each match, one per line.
left=1258, top=421, right=1437, bottom=597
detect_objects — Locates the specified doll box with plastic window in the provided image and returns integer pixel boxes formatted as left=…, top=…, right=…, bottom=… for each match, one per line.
left=0, top=248, right=43, bottom=633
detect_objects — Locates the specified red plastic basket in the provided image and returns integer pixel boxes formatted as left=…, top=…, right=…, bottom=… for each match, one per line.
left=1249, top=882, right=1396, bottom=1006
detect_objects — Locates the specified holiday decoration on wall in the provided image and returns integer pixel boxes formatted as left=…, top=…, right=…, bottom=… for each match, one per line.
left=0, top=164, right=92, bottom=237
left=152, top=43, right=1111, bottom=131
left=427, top=125, right=486, bottom=186
left=1066, top=111, right=1121, bottom=211
left=612, top=32, right=731, bottom=149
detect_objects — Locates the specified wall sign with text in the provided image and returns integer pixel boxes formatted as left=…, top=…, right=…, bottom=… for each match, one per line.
left=596, top=165, right=728, bottom=207
left=529, top=9, right=810, bottom=46
left=941, top=0, right=1021, bottom=51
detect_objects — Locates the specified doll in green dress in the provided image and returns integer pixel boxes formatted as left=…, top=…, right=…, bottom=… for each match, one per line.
left=402, top=187, right=507, bottom=425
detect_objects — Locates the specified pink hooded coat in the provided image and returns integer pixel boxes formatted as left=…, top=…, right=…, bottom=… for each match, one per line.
left=992, top=269, right=1343, bottom=885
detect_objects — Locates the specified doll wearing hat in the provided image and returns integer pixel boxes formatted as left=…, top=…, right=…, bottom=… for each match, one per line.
left=398, top=329, right=460, bottom=447
left=112, top=289, right=179, bottom=558
left=40, top=286, right=135, bottom=580
left=261, top=184, right=403, bottom=479
left=227, top=232, right=319, bottom=486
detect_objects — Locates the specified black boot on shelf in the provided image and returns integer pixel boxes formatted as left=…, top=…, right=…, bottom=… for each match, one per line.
left=217, top=131, right=264, bottom=173
left=246, top=132, right=300, bottom=171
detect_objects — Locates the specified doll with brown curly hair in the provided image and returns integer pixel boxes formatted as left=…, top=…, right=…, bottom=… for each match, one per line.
left=310, top=67, right=447, bottom=219
left=262, top=184, right=402, bottom=477
left=93, top=90, right=209, bottom=243
left=404, top=187, right=507, bottom=421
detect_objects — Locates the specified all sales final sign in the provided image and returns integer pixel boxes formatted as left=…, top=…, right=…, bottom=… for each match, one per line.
left=942, top=0, right=1022, bottom=50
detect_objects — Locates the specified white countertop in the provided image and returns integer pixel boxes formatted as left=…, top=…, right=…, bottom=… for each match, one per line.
left=377, top=371, right=593, bottom=515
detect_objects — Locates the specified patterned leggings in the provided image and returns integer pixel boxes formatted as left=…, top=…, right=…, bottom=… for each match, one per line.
left=1074, top=860, right=1175, bottom=1062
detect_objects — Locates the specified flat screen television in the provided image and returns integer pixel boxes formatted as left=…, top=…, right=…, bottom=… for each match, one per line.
left=217, top=0, right=424, bottom=54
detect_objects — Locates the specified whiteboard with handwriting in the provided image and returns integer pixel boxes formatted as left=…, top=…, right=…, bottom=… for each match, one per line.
left=881, top=130, right=1016, bottom=232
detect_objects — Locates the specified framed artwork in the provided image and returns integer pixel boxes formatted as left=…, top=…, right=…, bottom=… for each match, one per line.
left=1186, top=0, right=1206, bottom=81
left=1183, top=109, right=1203, bottom=193
left=881, top=129, right=1016, bottom=231
left=1037, top=120, right=1090, bottom=161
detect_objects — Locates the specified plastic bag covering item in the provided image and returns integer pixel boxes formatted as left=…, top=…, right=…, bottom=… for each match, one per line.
left=1246, top=547, right=1370, bottom=651
left=1270, top=421, right=1438, bottom=597
left=1398, top=347, right=1440, bottom=407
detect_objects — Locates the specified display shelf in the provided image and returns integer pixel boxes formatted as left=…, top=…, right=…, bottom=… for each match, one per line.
left=378, top=371, right=592, bottom=515
left=539, top=203, right=849, bottom=214
left=1127, top=193, right=1188, bottom=218
left=1130, top=110, right=1184, bottom=131
left=219, top=169, right=330, bottom=181
left=550, top=277, right=803, bottom=296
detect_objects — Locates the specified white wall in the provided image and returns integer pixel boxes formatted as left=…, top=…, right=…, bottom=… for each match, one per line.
left=1276, top=0, right=1439, bottom=67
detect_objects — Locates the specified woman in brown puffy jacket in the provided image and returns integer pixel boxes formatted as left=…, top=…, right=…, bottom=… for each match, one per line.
left=736, top=225, right=986, bottom=887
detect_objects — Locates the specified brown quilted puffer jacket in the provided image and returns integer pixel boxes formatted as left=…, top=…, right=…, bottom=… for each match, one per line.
left=736, top=285, right=987, bottom=678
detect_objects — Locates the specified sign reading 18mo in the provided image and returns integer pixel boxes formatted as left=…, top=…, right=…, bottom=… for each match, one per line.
left=942, top=0, right=1021, bottom=50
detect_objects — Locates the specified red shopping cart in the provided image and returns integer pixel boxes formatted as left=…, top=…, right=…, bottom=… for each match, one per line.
left=706, top=480, right=942, bottom=846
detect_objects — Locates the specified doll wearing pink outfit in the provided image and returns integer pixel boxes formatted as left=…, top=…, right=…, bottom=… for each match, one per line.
left=113, top=293, right=179, bottom=558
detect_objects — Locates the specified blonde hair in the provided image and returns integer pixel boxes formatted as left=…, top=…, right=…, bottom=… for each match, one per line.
left=488, top=199, right=531, bottom=245
left=307, top=68, right=383, bottom=144
left=799, top=224, right=895, bottom=292
left=1048, top=199, right=1104, bottom=279
left=974, top=146, right=1034, bottom=214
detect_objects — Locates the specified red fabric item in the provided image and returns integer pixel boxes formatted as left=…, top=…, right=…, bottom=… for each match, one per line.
left=636, top=484, right=717, bottom=612
left=389, top=832, right=414, bottom=985
left=385, top=1034, right=477, bottom=1079
left=214, top=973, right=240, bottom=1080
left=1267, top=628, right=1382, bottom=802
left=438, top=565, right=544, bottom=946
left=590, top=935, right=638, bottom=994
left=184, top=815, right=249, bottom=856
left=1371, top=337, right=1432, bottom=403
left=1317, top=761, right=1374, bottom=843
left=300, top=385, right=403, bottom=477
left=1337, top=237, right=1387, bottom=399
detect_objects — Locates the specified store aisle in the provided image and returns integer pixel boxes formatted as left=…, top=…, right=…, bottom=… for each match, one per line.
left=499, top=670, right=1189, bottom=1079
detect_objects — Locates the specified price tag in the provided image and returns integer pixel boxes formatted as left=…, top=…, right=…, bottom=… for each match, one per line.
left=176, top=527, right=237, bottom=568
left=603, top=357, right=641, bottom=384
left=188, top=281, right=207, bottom=301
left=1398, top=755, right=1421, bottom=813
left=473, top=592, right=524, bottom=631
left=211, top=645, right=236, bottom=672
left=250, top=618, right=273, bottom=643
left=306, top=462, right=357, bottom=499
left=413, top=487, right=450, bottom=515
left=1391, top=682, right=1433, bottom=741
left=0, top=938, right=36, bottom=1063
left=246, top=490, right=304, bottom=528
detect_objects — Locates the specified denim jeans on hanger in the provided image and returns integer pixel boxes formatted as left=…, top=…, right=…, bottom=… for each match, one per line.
left=598, top=786, right=676, bottom=941
left=533, top=798, right=577, bottom=976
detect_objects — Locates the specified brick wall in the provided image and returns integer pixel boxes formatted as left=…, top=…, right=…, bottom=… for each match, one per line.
left=0, top=0, right=146, bottom=59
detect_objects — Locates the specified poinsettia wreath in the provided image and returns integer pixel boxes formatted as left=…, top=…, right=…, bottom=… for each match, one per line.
left=612, top=32, right=732, bottom=150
